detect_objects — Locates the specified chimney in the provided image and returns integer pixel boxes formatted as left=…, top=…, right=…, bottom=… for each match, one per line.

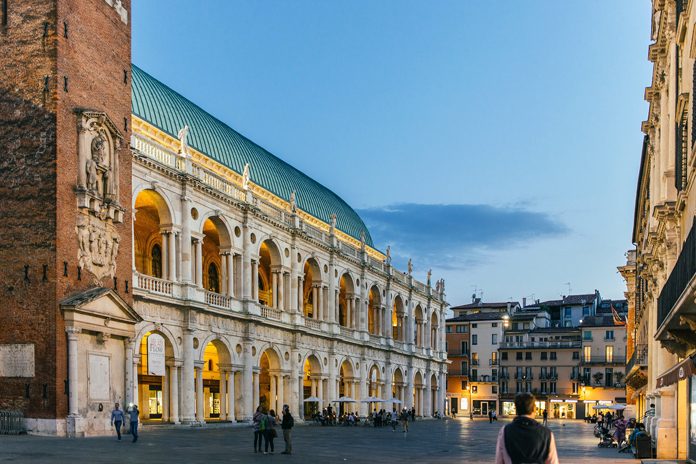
left=522, top=297, right=527, bottom=307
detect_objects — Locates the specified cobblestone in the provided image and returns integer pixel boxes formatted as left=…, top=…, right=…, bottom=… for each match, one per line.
left=0, top=418, right=638, bottom=463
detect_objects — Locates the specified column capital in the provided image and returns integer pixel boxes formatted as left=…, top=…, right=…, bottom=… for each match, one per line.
left=194, top=360, right=205, bottom=369
left=65, top=326, right=82, bottom=337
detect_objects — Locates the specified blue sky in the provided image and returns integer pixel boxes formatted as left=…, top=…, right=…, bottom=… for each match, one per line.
left=132, top=1, right=651, bottom=306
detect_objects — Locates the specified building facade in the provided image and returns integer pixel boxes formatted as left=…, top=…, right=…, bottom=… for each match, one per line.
left=629, top=0, right=696, bottom=460
left=0, top=0, right=448, bottom=436
left=445, top=318, right=470, bottom=416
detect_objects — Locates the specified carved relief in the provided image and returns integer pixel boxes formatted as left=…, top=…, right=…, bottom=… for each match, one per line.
left=76, top=111, right=124, bottom=282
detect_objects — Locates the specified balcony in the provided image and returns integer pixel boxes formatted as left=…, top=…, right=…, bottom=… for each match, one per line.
left=656, top=216, right=696, bottom=354
left=625, top=344, right=648, bottom=389
left=489, top=359, right=498, bottom=366
left=447, top=350, right=469, bottom=357
left=582, top=356, right=626, bottom=365
left=499, top=340, right=581, bottom=349
left=447, top=369, right=469, bottom=376
left=514, top=373, right=533, bottom=380
left=499, top=372, right=510, bottom=379
left=471, top=360, right=480, bottom=366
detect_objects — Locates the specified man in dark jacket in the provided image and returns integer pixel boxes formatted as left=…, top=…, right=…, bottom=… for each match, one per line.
left=280, top=404, right=294, bottom=455
left=495, top=393, right=558, bottom=464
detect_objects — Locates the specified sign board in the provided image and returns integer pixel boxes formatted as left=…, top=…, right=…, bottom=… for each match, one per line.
left=147, top=333, right=166, bottom=376
left=0, top=344, right=35, bottom=377
left=88, top=353, right=110, bottom=400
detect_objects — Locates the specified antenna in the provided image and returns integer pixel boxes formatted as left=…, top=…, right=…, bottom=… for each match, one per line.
left=564, top=282, right=571, bottom=295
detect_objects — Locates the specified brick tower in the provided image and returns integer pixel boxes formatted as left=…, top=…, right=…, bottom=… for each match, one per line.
left=0, top=0, right=134, bottom=435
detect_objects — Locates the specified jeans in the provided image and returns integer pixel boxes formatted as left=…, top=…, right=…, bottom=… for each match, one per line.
left=264, top=430, right=275, bottom=452
left=130, top=421, right=138, bottom=442
left=282, top=429, right=292, bottom=454
left=254, top=430, right=263, bottom=452
left=113, top=421, right=122, bottom=440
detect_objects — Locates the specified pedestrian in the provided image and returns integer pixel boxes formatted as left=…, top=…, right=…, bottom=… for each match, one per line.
left=281, top=404, right=294, bottom=455
left=495, top=393, right=559, bottom=464
left=253, top=406, right=265, bottom=453
left=391, top=408, right=398, bottom=431
left=411, top=407, right=416, bottom=421
left=400, top=408, right=409, bottom=433
left=264, top=409, right=277, bottom=454
left=128, top=404, right=139, bottom=443
left=489, top=409, right=493, bottom=423
left=542, top=408, right=548, bottom=426
left=110, top=402, right=124, bottom=441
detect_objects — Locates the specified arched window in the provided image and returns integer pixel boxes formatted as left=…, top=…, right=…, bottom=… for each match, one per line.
left=208, top=263, right=220, bottom=293
left=151, top=244, right=162, bottom=278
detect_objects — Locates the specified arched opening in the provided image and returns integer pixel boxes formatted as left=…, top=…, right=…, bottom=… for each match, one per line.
left=134, top=189, right=173, bottom=280
left=338, top=360, right=355, bottom=415
left=393, top=295, right=405, bottom=341
left=302, top=258, right=323, bottom=319
left=392, top=368, right=404, bottom=405
left=413, top=371, right=424, bottom=416
left=368, top=286, right=381, bottom=336
left=338, top=273, right=355, bottom=328
left=258, top=349, right=282, bottom=415
left=430, top=313, right=439, bottom=350
left=199, top=340, right=232, bottom=421
left=201, top=216, right=233, bottom=295
left=430, top=373, right=439, bottom=416
left=257, top=240, right=283, bottom=309
left=414, top=305, right=424, bottom=348
left=137, top=331, right=175, bottom=422
left=302, top=355, right=323, bottom=418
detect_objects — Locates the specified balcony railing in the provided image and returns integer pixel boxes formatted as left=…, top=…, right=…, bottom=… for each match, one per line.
left=340, top=327, right=354, bottom=338
left=447, top=369, right=469, bottom=376
left=514, top=373, right=533, bottom=380
left=260, top=305, right=282, bottom=320
left=626, top=344, right=648, bottom=373
left=582, top=356, right=626, bottom=365
left=500, top=340, right=581, bottom=349
left=447, top=350, right=469, bottom=356
left=499, top=372, right=510, bottom=379
left=471, top=360, right=480, bottom=366
left=658, top=217, right=696, bottom=329
left=305, top=318, right=322, bottom=330
left=489, top=359, right=498, bottom=366
left=135, top=273, right=173, bottom=297
left=205, top=290, right=232, bottom=309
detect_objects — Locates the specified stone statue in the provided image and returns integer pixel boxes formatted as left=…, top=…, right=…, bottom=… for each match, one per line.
left=242, top=163, right=251, bottom=190
left=407, top=258, right=413, bottom=275
left=86, top=135, right=106, bottom=193
left=440, top=278, right=446, bottom=294
left=435, top=280, right=441, bottom=294
left=289, top=191, right=297, bottom=212
left=330, top=213, right=337, bottom=232
left=427, top=269, right=432, bottom=287
left=360, top=231, right=366, bottom=252
left=178, top=124, right=190, bottom=156
left=385, top=246, right=392, bottom=265
left=91, top=134, right=107, bottom=164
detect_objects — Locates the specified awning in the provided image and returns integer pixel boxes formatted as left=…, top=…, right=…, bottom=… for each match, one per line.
left=656, top=356, right=696, bottom=388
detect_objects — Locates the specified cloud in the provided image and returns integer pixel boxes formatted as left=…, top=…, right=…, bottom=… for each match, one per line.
left=357, top=203, right=569, bottom=270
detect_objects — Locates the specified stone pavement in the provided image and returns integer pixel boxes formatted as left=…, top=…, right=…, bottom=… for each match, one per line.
left=0, top=418, right=639, bottom=463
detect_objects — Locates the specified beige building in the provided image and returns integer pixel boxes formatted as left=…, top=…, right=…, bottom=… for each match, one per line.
left=629, top=0, right=696, bottom=459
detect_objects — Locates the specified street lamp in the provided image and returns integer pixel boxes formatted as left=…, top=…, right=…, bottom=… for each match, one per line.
left=465, top=385, right=473, bottom=420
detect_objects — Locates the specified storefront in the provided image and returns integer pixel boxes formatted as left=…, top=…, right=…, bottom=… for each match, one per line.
left=550, top=399, right=576, bottom=419
left=502, top=400, right=545, bottom=418
left=472, top=400, right=497, bottom=416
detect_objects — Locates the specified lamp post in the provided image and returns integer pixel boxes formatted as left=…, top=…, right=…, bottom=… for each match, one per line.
left=465, top=385, right=473, bottom=420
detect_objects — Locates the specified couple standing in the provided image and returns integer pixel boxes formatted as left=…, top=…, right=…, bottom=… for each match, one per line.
left=254, top=404, right=294, bottom=455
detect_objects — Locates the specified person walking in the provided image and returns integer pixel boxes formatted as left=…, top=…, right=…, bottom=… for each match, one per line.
left=253, top=406, right=265, bottom=453
left=400, top=408, right=409, bottom=433
left=495, top=393, right=559, bottom=464
left=542, top=408, right=548, bottom=427
left=280, top=404, right=294, bottom=455
left=264, top=409, right=277, bottom=454
left=110, top=403, right=124, bottom=440
left=489, top=409, right=494, bottom=423
left=128, top=405, right=139, bottom=443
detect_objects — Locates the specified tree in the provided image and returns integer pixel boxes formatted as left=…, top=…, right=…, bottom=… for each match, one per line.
left=592, top=372, right=604, bottom=386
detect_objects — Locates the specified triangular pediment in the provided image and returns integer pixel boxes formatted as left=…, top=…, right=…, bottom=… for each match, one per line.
left=61, top=287, right=141, bottom=324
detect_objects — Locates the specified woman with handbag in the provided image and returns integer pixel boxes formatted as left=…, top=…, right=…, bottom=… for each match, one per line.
left=264, top=409, right=278, bottom=454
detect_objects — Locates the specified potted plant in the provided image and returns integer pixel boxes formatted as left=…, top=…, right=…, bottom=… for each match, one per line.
left=592, top=372, right=604, bottom=386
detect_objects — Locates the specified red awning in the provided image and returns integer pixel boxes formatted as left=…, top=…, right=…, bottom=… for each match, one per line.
left=656, top=357, right=696, bottom=388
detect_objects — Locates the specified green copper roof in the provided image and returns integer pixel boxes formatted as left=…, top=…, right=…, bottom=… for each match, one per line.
left=131, top=65, right=373, bottom=247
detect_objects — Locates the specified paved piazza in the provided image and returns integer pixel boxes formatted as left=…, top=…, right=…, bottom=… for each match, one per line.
left=0, top=419, right=637, bottom=463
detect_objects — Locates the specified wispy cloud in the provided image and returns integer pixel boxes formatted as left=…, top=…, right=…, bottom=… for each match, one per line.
left=357, top=203, right=569, bottom=270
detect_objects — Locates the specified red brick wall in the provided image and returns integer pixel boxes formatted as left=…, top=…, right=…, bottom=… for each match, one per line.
left=0, top=0, right=132, bottom=420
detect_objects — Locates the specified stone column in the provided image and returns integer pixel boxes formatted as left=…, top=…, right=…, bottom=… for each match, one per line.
left=328, top=259, right=336, bottom=324
left=160, top=230, right=169, bottom=279
left=359, top=376, right=368, bottom=416
left=181, top=331, right=195, bottom=423
left=270, top=374, right=277, bottom=413
left=194, top=238, right=203, bottom=287
left=242, top=343, right=254, bottom=420
left=253, top=372, right=260, bottom=412
left=227, top=253, right=234, bottom=297
left=125, top=338, right=135, bottom=408
left=251, top=261, right=259, bottom=302
left=312, top=286, right=319, bottom=319
left=180, top=194, right=192, bottom=283
left=405, top=375, right=414, bottom=409
left=290, top=349, right=300, bottom=418
left=168, top=230, right=177, bottom=282
left=195, top=363, right=205, bottom=423
left=169, top=363, right=180, bottom=424
left=318, top=286, right=324, bottom=321
left=278, top=272, right=285, bottom=310
left=242, top=225, right=251, bottom=300
left=272, top=272, right=278, bottom=308
left=384, top=366, right=393, bottom=411
left=317, top=377, right=324, bottom=408
left=163, top=366, right=170, bottom=422
left=385, top=290, right=393, bottom=339
left=328, top=357, right=337, bottom=405
left=227, top=370, right=236, bottom=422
left=298, top=374, right=305, bottom=420
left=133, top=356, right=140, bottom=412
left=66, top=327, right=80, bottom=416
left=277, top=374, right=285, bottom=412
left=220, top=371, right=227, bottom=420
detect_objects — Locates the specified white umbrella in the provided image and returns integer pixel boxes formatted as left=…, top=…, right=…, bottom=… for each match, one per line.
left=360, top=396, right=383, bottom=403
left=332, top=397, right=357, bottom=403
left=303, top=396, right=322, bottom=403
left=386, top=397, right=403, bottom=404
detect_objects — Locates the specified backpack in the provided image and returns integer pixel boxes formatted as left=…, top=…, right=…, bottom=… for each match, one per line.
left=260, top=415, right=267, bottom=431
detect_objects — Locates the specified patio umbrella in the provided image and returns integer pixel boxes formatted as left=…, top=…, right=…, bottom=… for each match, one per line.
left=303, top=396, right=322, bottom=403
left=332, top=397, right=357, bottom=403
left=386, top=398, right=403, bottom=404
left=360, top=396, right=383, bottom=403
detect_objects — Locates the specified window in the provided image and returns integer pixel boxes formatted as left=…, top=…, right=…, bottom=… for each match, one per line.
left=151, top=244, right=162, bottom=278
left=492, top=322, right=498, bottom=327
left=472, top=323, right=477, bottom=328
left=540, top=367, right=547, bottom=379
left=605, top=368, right=614, bottom=387
left=583, top=331, right=592, bottom=341
left=583, top=346, right=592, bottom=363
left=472, top=386, right=478, bottom=393
left=564, top=320, right=572, bottom=327
left=461, top=380, right=468, bottom=390
left=572, top=351, right=579, bottom=360
left=523, top=322, right=530, bottom=329
left=461, top=341, right=468, bottom=354
left=207, top=263, right=220, bottom=293
left=550, top=382, right=557, bottom=394
left=492, top=385, right=498, bottom=394
left=516, top=382, right=523, bottom=393
left=550, top=352, right=557, bottom=361
left=471, top=369, right=478, bottom=382
left=572, top=382, right=578, bottom=394
left=605, top=346, right=613, bottom=363
left=472, top=334, right=478, bottom=345
left=525, top=352, right=532, bottom=360
left=446, top=326, right=452, bottom=333
left=605, top=330, right=615, bottom=340
left=540, top=352, right=548, bottom=361
left=540, top=382, right=547, bottom=393
left=516, top=352, right=523, bottom=361
left=472, top=353, right=479, bottom=365
left=492, top=368, right=498, bottom=381
left=582, top=306, right=590, bottom=316
left=456, top=325, right=468, bottom=333
left=525, top=382, right=532, bottom=393
left=564, top=307, right=572, bottom=318
left=583, top=367, right=591, bottom=383
left=501, top=382, right=508, bottom=394
left=460, top=361, right=468, bottom=373
left=501, top=352, right=508, bottom=361
left=491, top=334, right=498, bottom=345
